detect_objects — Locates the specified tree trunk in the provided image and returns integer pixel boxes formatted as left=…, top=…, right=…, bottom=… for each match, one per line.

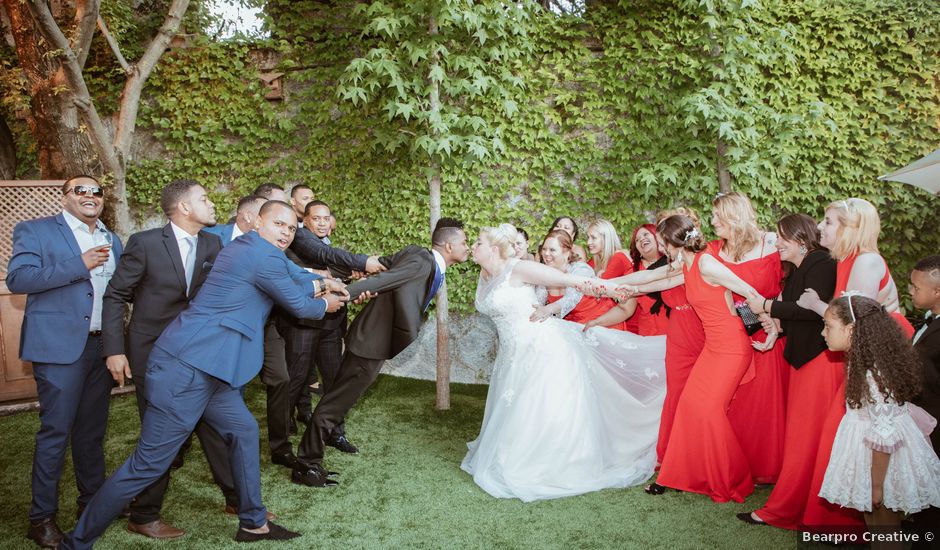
left=3, top=0, right=101, bottom=179
left=428, top=13, right=450, bottom=410
left=0, top=114, right=15, bottom=179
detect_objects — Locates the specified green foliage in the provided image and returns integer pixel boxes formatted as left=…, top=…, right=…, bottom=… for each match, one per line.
left=11, top=0, right=937, bottom=311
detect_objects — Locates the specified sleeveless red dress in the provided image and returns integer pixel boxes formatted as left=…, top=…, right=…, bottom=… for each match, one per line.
left=800, top=252, right=912, bottom=533
left=587, top=251, right=632, bottom=331
left=656, top=251, right=754, bottom=502
left=634, top=260, right=670, bottom=336
left=656, top=282, right=705, bottom=463
left=712, top=238, right=790, bottom=484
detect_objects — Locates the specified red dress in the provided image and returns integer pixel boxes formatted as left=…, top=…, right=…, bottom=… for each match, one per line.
left=713, top=238, right=790, bottom=484
left=634, top=260, right=670, bottom=336
left=800, top=253, right=912, bottom=533
left=656, top=283, right=705, bottom=463
left=587, top=251, right=632, bottom=331
left=545, top=292, right=619, bottom=327
left=656, top=251, right=754, bottom=502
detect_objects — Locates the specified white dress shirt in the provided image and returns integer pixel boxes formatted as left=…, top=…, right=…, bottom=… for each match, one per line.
left=231, top=223, right=245, bottom=242
left=431, top=249, right=447, bottom=277
left=62, top=210, right=114, bottom=331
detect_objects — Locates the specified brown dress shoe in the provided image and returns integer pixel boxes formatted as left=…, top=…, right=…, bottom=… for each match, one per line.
left=224, top=505, right=276, bottom=521
left=27, top=517, right=63, bottom=548
left=126, top=519, right=186, bottom=539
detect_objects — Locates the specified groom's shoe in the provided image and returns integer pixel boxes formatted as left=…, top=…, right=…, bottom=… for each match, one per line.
left=291, top=465, right=339, bottom=487
left=326, top=433, right=358, bottom=454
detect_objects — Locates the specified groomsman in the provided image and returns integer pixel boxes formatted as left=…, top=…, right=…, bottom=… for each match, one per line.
left=6, top=176, right=121, bottom=548
left=102, top=179, right=238, bottom=539
left=289, top=184, right=315, bottom=222
left=62, top=201, right=347, bottom=548
left=293, top=218, right=469, bottom=487
left=909, top=254, right=940, bottom=546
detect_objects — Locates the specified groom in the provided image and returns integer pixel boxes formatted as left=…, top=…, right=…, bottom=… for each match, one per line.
left=292, top=217, right=469, bottom=486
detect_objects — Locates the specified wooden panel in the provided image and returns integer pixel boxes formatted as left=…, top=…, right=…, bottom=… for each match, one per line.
left=0, top=281, right=35, bottom=401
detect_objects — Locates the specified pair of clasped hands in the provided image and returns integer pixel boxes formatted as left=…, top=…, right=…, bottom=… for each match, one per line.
left=316, top=278, right=376, bottom=313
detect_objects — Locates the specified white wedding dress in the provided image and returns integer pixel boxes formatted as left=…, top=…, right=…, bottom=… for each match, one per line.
left=461, top=260, right=668, bottom=502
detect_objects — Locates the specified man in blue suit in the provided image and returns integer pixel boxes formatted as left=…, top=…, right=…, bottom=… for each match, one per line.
left=63, top=201, right=347, bottom=548
left=6, top=175, right=123, bottom=548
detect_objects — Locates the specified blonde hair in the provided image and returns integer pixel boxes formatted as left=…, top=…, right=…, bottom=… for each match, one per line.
left=656, top=206, right=701, bottom=227
left=586, top=219, right=623, bottom=273
left=480, top=223, right=518, bottom=259
left=712, top=192, right=761, bottom=262
left=826, top=198, right=880, bottom=260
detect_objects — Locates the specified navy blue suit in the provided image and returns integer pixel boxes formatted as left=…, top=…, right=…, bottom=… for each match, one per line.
left=64, top=232, right=325, bottom=549
left=202, top=222, right=234, bottom=244
left=6, top=213, right=122, bottom=522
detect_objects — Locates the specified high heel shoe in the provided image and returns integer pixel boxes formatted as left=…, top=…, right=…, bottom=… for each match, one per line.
left=644, top=482, right=668, bottom=495
left=736, top=512, right=767, bottom=526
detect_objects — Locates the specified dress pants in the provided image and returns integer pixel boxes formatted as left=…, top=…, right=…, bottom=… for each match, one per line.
left=261, top=322, right=291, bottom=456
left=128, top=358, right=238, bottom=522
left=278, top=318, right=345, bottom=433
left=63, top=348, right=267, bottom=550
left=297, top=351, right=383, bottom=466
left=30, top=335, right=112, bottom=521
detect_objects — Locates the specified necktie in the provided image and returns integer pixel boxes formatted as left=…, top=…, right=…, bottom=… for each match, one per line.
left=423, top=265, right=444, bottom=312
left=183, top=235, right=197, bottom=294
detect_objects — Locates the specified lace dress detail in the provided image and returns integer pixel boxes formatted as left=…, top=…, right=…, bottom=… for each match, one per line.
left=461, top=259, right=668, bottom=502
left=819, top=372, right=940, bottom=513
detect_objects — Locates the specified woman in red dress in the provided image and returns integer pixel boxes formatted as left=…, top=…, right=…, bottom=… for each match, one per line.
left=609, top=215, right=777, bottom=502
left=583, top=219, right=633, bottom=331
left=736, top=214, right=847, bottom=530
left=710, top=192, right=789, bottom=485
left=529, top=230, right=617, bottom=324
left=629, top=224, right=669, bottom=336
left=790, top=197, right=912, bottom=534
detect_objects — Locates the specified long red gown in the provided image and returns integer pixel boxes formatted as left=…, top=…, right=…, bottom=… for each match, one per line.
left=712, top=238, right=790, bottom=484
left=634, top=260, right=670, bottom=336
left=656, top=283, right=705, bottom=463
left=800, top=252, right=913, bottom=533
left=656, top=250, right=754, bottom=502
left=587, top=251, right=633, bottom=331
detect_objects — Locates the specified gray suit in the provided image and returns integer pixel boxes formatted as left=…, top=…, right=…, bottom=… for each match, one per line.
left=297, top=245, right=437, bottom=466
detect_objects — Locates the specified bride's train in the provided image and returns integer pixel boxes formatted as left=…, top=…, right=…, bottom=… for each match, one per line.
left=461, top=260, right=667, bottom=502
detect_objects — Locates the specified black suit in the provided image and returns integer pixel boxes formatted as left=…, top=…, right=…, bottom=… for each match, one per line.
left=297, top=245, right=437, bottom=466
left=911, top=313, right=940, bottom=547
left=102, top=224, right=237, bottom=522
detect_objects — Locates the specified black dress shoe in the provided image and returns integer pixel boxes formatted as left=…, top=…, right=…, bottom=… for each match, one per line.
left=270, top=452, right=301, bottom=470
left=326, top=433, right=358, bottom=454
left=234, top=521, right=301, bottom=542
left=291, top=465, right=339, bottom=487
left=27, top=517, right=63, bottom=548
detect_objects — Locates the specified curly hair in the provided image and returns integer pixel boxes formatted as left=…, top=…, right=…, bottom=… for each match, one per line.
left=712, top=192, right=762, bottom=262
left=827, top=295, right=922, bottom=409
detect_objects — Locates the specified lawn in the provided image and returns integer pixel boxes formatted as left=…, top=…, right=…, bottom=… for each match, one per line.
left=0, top=375, right=809, bottom=549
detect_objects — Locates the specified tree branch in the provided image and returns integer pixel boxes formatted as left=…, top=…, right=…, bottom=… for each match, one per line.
left=72, top=0, right=99, bottom=69
left=112, top=0, right=189, bottom=156
left=97, top=14, right=130, bottom=73
left=26, top=0, right=121, bottom=176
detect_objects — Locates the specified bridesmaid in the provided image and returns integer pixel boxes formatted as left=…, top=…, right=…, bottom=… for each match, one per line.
left=711, top=192, right=789, bottom=485
left=736, top=214, right=845, bottom=530
left=793, top=197, right=911, bottom=534
left=610, top=214, right=777, bottom=502
left=549, top=216, right=587, bottom=264
left=513, top=228, right=536, bottom=261
left=584, top=219, right=633, bottom=331
left=629, top=224, right=669, bottom=336
left=530, top=230, right=614, bottom=324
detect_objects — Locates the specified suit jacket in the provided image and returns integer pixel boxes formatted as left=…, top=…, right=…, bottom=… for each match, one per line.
left=202, top=222, right=234, bottom=244
left=282, top=232, right=350, bottom=331
left=153, top=231, right=326, bottom=387
left=913, top=316, right=940, bottom=434
left=343, top=245, right=437, bottom=361
left=6, top=213, right=123, bottom=364
left=769, top=249, right=837, bottom=368
left=102, top=224, right=222, bottom=373
left=290, top=226, right=368, bottom=273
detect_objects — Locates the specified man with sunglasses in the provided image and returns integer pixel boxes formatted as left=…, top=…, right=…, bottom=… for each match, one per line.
left=6, top=175, right=122, bottom=548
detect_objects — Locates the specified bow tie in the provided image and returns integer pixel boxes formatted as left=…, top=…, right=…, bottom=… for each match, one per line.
left=926, top=314, right=935, bottom=326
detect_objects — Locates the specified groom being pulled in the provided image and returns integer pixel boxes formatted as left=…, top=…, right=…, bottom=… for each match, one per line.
left=293, top=217, right=469, bottom=486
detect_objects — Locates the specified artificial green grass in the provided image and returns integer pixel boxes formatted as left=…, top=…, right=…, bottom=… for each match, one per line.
left=1, top=375, right=809, bottom=549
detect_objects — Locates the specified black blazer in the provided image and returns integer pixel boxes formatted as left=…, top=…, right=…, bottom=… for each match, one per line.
left=913, top=316, right=940, bottom=449
left=281, top=232, right=351, bottom=331
left=769, top=248, right=837, bottom=368
left=343, top=245, right=436, bottom=361
left=102, top=224, right=222, bottom=375
left=289, top=226, right=368, bottom=273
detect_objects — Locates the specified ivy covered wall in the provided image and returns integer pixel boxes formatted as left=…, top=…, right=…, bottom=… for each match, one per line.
left=122, top=0, right=939, bottom=311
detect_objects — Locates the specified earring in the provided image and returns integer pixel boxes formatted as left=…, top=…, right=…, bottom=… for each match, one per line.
left=799, top=245, right=807, bottom=256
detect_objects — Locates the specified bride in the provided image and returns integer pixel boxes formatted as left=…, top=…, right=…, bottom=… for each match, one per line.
left=461, top=224, right=668, bottom=502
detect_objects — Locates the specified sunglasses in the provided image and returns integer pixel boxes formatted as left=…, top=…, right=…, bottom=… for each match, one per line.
left=65, top=185, right=104, bottom=198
